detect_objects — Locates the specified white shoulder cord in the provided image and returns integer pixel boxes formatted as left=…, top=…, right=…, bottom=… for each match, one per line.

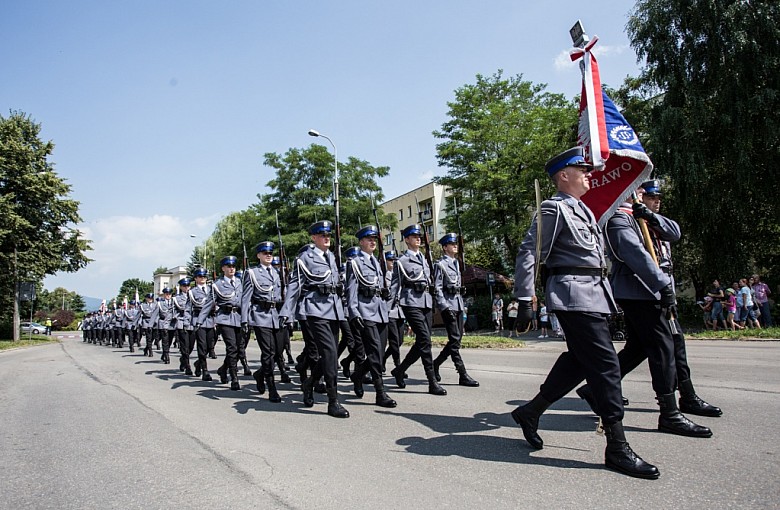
left=295, top=257, right=332, bottom=283
left=397, top=256, right=427, bottom=282
left=212, top=281, right=236, bottom=299
left=188, top=289, right=207, bottom=307
left=437, top=259, right=458, bottom=285
left=248, top=267, right=274, bottom=293
left=350, top=258, right=378, bottom=286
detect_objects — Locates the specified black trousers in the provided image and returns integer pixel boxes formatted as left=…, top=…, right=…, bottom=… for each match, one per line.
left=252, top=326, right=277, bottom=377
left=437, top=311, right=465, bottom=372
left=275, top=327, right=290, bottom=364
left=539, top=311, right=624, bottom=425
left=161, top=329, right=174, bottom=357
left=617, top=316, right=692, bottom=384
left=306, top=317, right=340, bottom=389
left=615, top=299, right=677, bottom=395
left=356, top=320, right=387, bottom=379
left=177, top=329, right=195, bottom=369
left=297, top=319, right=319, bottom=370
left=218, top=325, right=241, bottom=371
left=195, top=327, right=215, bottom=369
left=114, top=327, right=124, bottom=347
left=142, top=328, right=154, bottom=351
left=398, top=306, right=434, bottom=374
left=337, top=319, right=366, bottom=361
left=383, top=317, right=404, bottom=368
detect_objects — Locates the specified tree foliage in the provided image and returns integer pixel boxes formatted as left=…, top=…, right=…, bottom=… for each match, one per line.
left=116, top=278, right=153, bottom=303
left=627, top=0, right=780, bottom=292
left=433, top=71, right=578, bottom=272
left=0, top=111, right=92, bottom=334
left=198, top=145, right=397, bottom=272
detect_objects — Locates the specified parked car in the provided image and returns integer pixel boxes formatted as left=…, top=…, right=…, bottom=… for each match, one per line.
left=20, top=322, right=46, bottom=334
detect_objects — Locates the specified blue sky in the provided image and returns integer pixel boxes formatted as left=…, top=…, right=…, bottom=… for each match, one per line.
left=2, top=1, right=642, bottom=300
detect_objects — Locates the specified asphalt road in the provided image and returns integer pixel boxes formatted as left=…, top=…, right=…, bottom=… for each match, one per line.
left=1, top=333, right=778, bottom=510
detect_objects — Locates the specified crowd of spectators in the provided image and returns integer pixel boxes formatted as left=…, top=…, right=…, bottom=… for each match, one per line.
left=699, top=274, right=774, bottom=331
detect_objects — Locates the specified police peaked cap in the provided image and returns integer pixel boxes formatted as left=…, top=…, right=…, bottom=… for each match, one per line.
left=220, top=255, right=238, bottom=266
left=144, top=293, right=154, bottom=299
left=384, top=250, right=397, bottom=260
left=439, top=232, right=458, bottom=246
left=308, top=220, right=333, bottom=235
left=545, top=146, right=594, bottom=176
left=641, top=179, right=662, bottom=196
left=235, top=271, right=243, bottom=279
left=401, top=224, right=423, bottom=237
left=345, top=246, right=361, bottom=259
left=271, top=256, right=281, bottom=265
left=129, top=300, right=136, bottom=305
left=193, top=268, right=208, bottom=277
left=356, top=225, right=379, bottom=239
left=255, top=241, right=275, bottom=253
left=162, top=287, right=172, bottom=294
left=178, top=278, right=192, bottom=286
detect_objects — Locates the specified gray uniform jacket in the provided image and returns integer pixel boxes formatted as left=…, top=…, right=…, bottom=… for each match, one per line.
left=605, top=207, right=671, bottom=301
left=189, top=286, right=215, bottom=328
left=514, top=191, right=616, bottom=315
left=280, top=246, right=345, bottom=321
left=385, top=270, right=404, bottom=319
left=198, top=277, right=243, bottom=327
left=157, top=299, right=174, bottom=330
left=171, top=293, right=193, bottom=330
left=124, top=308, right=138, bottom=330
left=433, top=255, right=465, bottom=312
left=138, top=301, right=159, bottom=328
left=112, top=308, right=125, bottom=328
left=345, top=251, right=388, bottom=323
left=389, top=250, right=433, bottom=309
left=241, top=265, right=281, bottom=328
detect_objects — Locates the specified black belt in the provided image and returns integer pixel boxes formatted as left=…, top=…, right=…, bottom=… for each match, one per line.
left=359, top=286, right=382, bottom=298
left=219, top=305, right=240, bottom=313
left=403, top=282, right=430, bottom=293
left=251, top=298, right=275, bottom=310
left=548, top=267, right=608, bottom=278
left=444, top=285, right=465, bottom=295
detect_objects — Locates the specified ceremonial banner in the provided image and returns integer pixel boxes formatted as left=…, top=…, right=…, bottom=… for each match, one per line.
left=571, top=40, right=653, bottom=226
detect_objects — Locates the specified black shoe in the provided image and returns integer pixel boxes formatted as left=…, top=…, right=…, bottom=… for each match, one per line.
left=340, top=358, right=351, bottom=379
left=266, top=377, right=281, bottom=403
left=194, top=360, right=202, bottom=377
left=279, top=372, right=292, bottom=384
left=390, top=367, right=406, bottom=389
left=678, top=379, right=722, bottom=417
left=623, top=396, right=630, bottom=406
left=510, top=399, right=547, bottom=450
left=327, top=401, right=350, bottom=418
left=314, top=382, right=327, bottom=394
left=208, top=351, right=217, bottom=359
left=230, top=380, right=240, bottom=391
left=376, top=391, right=397, bottom=408
left=458, top=372, right=479, bottom=387
left=184, top=367, right=193, bottom=376
left=217, top=365, right=228, bottom=384
left=202, top=371, right=212, bottom=382
left=179, top=363, right=185, bottom=373
left=433, top=360, right=442, bottom=382
left=350, top=372, right=364, bottom=398
left=428, top=381, right=447, bottom=396
left=253, top=371, right=265, bottom=394
left=604, top=422, right=659, bottom=479
left=302, top=378, right=315, bottom=407
left=241, top=360, right=251, bottom=377
left=657, top=393, right=712, bottom=438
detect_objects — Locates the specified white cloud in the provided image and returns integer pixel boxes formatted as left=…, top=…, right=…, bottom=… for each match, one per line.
left=553, top=44, right=631, bottom=72
left=45, top=213, right=219, bottom=298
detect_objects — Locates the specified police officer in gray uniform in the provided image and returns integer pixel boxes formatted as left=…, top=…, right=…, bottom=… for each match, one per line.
left=345, top=226, right=397, bottom=408
left=138, top=293, right=159, bottom=357
left=511, top=147, right=659, bottom=479
left=189, top=268, right=215, bottom=381
left=432, top=233, right=479, bottom=387
left=382, top=250, right=404, bottom=372
left=124, top=300, right=139, bottom=352
left=172, top=278, right=195, bottom=375
left=280, top=221, right=349, bottom=418
left=241, top=241, right=282, bottom=403
left=197, top=256, right=243, bottom=390
left=157, top=288, right=174, bottom=364
left=389, top=224, right=447, bottom=396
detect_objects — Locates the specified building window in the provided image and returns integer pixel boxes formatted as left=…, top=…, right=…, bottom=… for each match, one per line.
left=399, top=209, right=403, bottom=221
left=408, top=205, right=412, bottom=219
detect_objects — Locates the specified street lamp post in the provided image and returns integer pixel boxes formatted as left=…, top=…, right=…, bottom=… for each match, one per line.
left=308, top=129, right=341, bottom=265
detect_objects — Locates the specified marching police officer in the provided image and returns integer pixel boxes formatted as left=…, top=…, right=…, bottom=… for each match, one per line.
left=511, top=147, right=658, bottom=479
left=272, top=256, right=295, bottom=367
left=112, top=304, right=125, bottom=348
left=338, top=246, right=366, bottom=378
left=157, top=288, right=174, bottom=364
left=138, top=293, right=159, bottom=357
left=345, top=226, right=397, bottom=408
left=172, top=278, right=195, bottom=375
left=198, top=256, right=244, bottom=390
left=235, top=270, right=252, bottom=377
left=189, top=268, right=215, bottom=381
left=124, top=300, right=139, bottom=352
left=388, top=224, right=447, bottom=396
left=432, top=233, right=479, bottom=387
left=382, top=250, right=404, bottom=372
left=280, top=221, right=349, bottom=418
left=241, top=241, right=283, bottom=403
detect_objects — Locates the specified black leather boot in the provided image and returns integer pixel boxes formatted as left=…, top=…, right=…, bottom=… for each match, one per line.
left=426, top=369, right=447, bottom=396
left=295, top=360, right=308, bottom=382
left=657, top=393, right=712, bottom=438
left=678, top=378, right=722, bottom=417
left=253, top=370, right=265, bottom=394
left=217, top=363, right=228, bottom=384
left=326, top=388, right=350, bottom=418
left=374, top=379, right=397, bottom=408
left=229, top=368, right=240, bottom=391
left=340, top=355, right=353, bottom=379
left=241, top=358, right=251, bottom=377
left=201, top=360, right=212, bottom=382
left=604, top=421, right=660, bottom=479
left=277, top=358, right=291, bottom=383
left=208, top=349, right=217, bottom=359
left=302, top=376, right=315, bottom=407
left=390, top=365, right=407, bottom=389
left=458, top=370, right=479, bottom=387
left=266, top=375, right=281, bottom=403
left=194, top=359, right=202, bottom=377
left=433, top=356, right=444, bottom=382
left=510, top=394, right=550, bottom=449
left=350, top=369, right=365, bottom=398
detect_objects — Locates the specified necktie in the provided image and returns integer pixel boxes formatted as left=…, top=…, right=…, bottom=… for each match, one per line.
left=267, top=266, right=273, bottom=280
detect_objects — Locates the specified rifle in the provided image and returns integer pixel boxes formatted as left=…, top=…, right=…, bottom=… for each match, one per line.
left=241, top=224, right=249, bottom=272
left=453, top=196, right=466, bottom=273
left=332, top=170, right=342, bottom=269
left=413, top=193, right=435, bottom=273
left=371, top=195, right=388, bottom=284
left=275, top=210, right=288, bottom=300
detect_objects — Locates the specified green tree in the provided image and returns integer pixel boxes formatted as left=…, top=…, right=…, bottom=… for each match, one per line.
left=0, top=111, right=92, bottom=340
left=153, top=266, right=168, bottom=275
left=627, top=0, right=780, bottom=293
left=116, top=278, right=153, bottom=303
left=433, top=71, right=578, bottom=272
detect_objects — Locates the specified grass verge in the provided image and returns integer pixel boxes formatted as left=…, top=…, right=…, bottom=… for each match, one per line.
left=406, top=334, right=525, bottom=349
left=686, top=326, right=780, bottom=340
left=0, top=336, right=60, bottom=351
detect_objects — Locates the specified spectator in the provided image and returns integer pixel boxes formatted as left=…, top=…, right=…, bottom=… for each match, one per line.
left=492, top=293, right=504, bottom=332
left=752, top=274, right=773, bottom=327
left=707, top=280, right=725, bottom=331
left=538, top=302, right=549, bottom=338
left=724, top=288, right=743, bottom=331
left=507, top=299, right=519, bottom=338
left=531, top=295, right=538, bottom=331
left=44, top=318, right=52, bottom=335
left=738, top=278, right=761, bottom=329
left=698, top=297, right=714, bottom=330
